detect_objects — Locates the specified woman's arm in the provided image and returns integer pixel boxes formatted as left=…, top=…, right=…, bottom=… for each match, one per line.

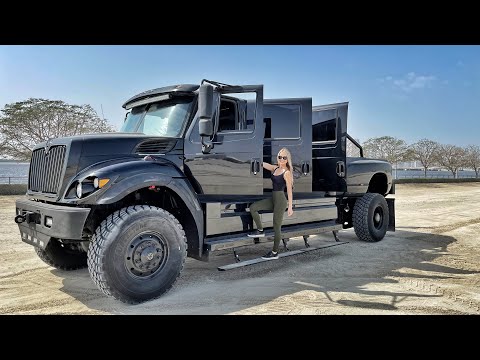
left=284, top=171, right=294, bottom=216
left=262, top=162, right=276, bottom=172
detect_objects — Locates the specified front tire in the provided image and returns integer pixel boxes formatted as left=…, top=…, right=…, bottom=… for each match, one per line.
left=35, top=239, right=87, bottom=270
left=352, top=193, right=389, bottom=242
left=87, top=205, right=187, bottom=304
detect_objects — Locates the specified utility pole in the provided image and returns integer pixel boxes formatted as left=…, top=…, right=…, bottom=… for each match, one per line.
left=100, top=104, right=105, bottom=120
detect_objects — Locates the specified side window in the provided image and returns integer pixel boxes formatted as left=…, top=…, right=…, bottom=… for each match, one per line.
left=263, top=104, right=301, bottom=140
left=245, top=100, right=255, bottom=131
left=218, top=99, right=238, bottom=132
left=312, top=108, right=337, bottom=143
left=215, top=95, right=255, bottom=134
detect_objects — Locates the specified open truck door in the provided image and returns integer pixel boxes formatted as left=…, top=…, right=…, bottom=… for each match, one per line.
left=263, top=98, right=312, bottom=193
left=311, top=102, right=348, bottom=193
left=185, top=82, right=264, bottom=197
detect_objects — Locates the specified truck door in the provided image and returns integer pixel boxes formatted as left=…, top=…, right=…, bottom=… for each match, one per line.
left=263, top=98, right=312, bottom=193
left=311, top=103, right=348, bottom=192
left=184, top=87, right=264, bottom=197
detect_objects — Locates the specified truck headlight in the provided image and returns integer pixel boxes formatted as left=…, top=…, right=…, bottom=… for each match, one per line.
left=68, top=177, right=110, bottom=199
left=76, top=182, right=83, bottom=198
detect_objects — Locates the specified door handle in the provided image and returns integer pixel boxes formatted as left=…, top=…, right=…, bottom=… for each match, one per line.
left=301, top=162, right=310, bottom=175
left=251, top=160, right=260, bottom=175
left=336, top=161, right=345, bottom=177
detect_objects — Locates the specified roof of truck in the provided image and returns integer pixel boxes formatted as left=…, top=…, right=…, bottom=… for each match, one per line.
left=312, top=101, right=349, bottom=110
left=312, top=101, right=348, bottom=111
left=122, top=84, right=199, bottom=109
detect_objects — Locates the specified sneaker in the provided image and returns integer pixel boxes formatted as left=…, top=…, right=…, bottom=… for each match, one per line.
left=261, top=251, right=279, bottom=260
left=248, top=229, right=265, bottom=238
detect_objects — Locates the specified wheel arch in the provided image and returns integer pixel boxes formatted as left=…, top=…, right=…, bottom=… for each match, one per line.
left=367, top=172, right=389, bottom=195
left=86, top=174, right=204, bottom=260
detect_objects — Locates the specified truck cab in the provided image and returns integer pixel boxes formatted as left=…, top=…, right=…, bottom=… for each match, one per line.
left=14, top=80, right=394, bottom=304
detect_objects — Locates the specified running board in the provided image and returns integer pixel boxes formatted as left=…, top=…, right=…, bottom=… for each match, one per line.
left=218, top=241, right=348, bottom=271
left=205, top=221, right=343, bottom=253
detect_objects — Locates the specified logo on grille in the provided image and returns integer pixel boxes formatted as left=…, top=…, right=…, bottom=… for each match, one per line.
left=44, top=139, right=52, bottom=154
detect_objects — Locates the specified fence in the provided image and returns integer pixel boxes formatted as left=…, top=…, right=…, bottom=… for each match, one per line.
left=0, top=176, right=28, bottom=185
left=1, top=174, right=479, bottom=184
left=396, top=174, right=479, bottom=179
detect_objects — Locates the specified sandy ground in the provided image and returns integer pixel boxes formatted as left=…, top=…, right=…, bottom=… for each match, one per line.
left=0, top=183, right=479, bottom=315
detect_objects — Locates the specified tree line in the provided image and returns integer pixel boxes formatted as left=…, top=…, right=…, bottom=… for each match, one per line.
left=347, top=136, right=480, bottom=178
left=1, top=98, right=479, bottom=178
left=0, top=98, right=115, bottom=161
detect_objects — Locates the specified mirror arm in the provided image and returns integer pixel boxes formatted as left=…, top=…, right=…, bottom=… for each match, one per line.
left=201, top=136, right=214, bottom=153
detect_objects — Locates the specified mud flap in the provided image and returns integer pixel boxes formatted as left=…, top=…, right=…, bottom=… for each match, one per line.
left=387, top=198, right=395, bottom=232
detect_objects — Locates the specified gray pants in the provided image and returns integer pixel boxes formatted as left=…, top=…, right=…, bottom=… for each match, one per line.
left=249, top=191, right=288, bottom=252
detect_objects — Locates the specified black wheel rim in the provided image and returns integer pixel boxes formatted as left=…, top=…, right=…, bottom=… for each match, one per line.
left=373, top=206, right=384, bottom=230
left=124, top=232, right=168, bottom=278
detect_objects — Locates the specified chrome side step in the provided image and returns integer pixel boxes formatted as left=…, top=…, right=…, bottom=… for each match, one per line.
left=218, top=241, right=348, bottom=271
left=205, top=220, right=343, bottom=253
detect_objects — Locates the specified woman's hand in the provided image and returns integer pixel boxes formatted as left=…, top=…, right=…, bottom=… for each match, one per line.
left=288, top=206, right=293, bottom=216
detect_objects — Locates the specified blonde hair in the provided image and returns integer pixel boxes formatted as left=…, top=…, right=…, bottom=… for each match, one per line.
left=277, top=147, right=294, bottom=185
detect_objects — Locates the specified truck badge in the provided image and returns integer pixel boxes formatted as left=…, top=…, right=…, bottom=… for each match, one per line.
left=45, top=139, right=52, bottom=154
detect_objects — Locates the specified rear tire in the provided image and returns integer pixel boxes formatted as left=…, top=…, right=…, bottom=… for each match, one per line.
left=87, top=205, right=187, bottom=304
left=352, top=193, right=389, bottom=242
left=35, top=239, right=87, bottom=270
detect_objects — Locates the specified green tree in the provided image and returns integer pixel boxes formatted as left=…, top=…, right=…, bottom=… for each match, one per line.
left=0, top=98, right=115, bottom=161
left=410, top=138, right=440, bottom=178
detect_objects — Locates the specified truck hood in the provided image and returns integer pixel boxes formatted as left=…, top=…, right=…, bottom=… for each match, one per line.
left=34, top=133, right=180, bottom=159
left=28, top=133, right=182, bottom=201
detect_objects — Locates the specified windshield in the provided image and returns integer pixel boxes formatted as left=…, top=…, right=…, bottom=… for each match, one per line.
left=120, top=96, right=194, bottom=137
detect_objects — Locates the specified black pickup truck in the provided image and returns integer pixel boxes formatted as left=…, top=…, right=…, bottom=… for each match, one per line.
left=14, top=80, right=395, bottom=304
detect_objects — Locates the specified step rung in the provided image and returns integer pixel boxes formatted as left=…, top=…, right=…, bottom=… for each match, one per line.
left=206, top=221, right=343, bottom=252
left=218, top=241, right=348, bottom=271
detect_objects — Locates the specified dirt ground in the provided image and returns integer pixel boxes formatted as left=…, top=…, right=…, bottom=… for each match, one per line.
left=1, top=183, right=479, bottom=314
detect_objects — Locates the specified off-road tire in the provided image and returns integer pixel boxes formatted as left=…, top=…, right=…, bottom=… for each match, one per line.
left=352, top=193, right=389, bottom=242
left=87, top=205, right=187, bottom=304
left=35, top=239, right=87, bottom=270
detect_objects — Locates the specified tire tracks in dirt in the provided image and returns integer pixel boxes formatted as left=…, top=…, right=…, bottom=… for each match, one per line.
left=396, top=276, right=480, bottom=313
left=430, top=217, right=480, bottom=235
left=0, top=266, right=48, bottom=280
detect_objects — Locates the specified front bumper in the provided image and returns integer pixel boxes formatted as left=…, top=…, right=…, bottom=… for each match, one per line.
left=15, top=199, right=91, bottom=249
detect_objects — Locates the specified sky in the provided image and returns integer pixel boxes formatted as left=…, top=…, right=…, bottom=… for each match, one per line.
left=0, top=45, right=479, bottom=146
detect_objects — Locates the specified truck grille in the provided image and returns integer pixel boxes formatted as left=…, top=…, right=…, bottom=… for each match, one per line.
left=28, top=145, right=67, bottom=194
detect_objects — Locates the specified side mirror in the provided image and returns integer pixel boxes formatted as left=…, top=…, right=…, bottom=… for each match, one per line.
left=124, top=111, right=130, bottom=122
left=198, top=84, right=214, bottom=137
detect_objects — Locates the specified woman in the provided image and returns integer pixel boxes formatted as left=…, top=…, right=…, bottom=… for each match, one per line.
left=248, top=147, right=294, bottom=260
